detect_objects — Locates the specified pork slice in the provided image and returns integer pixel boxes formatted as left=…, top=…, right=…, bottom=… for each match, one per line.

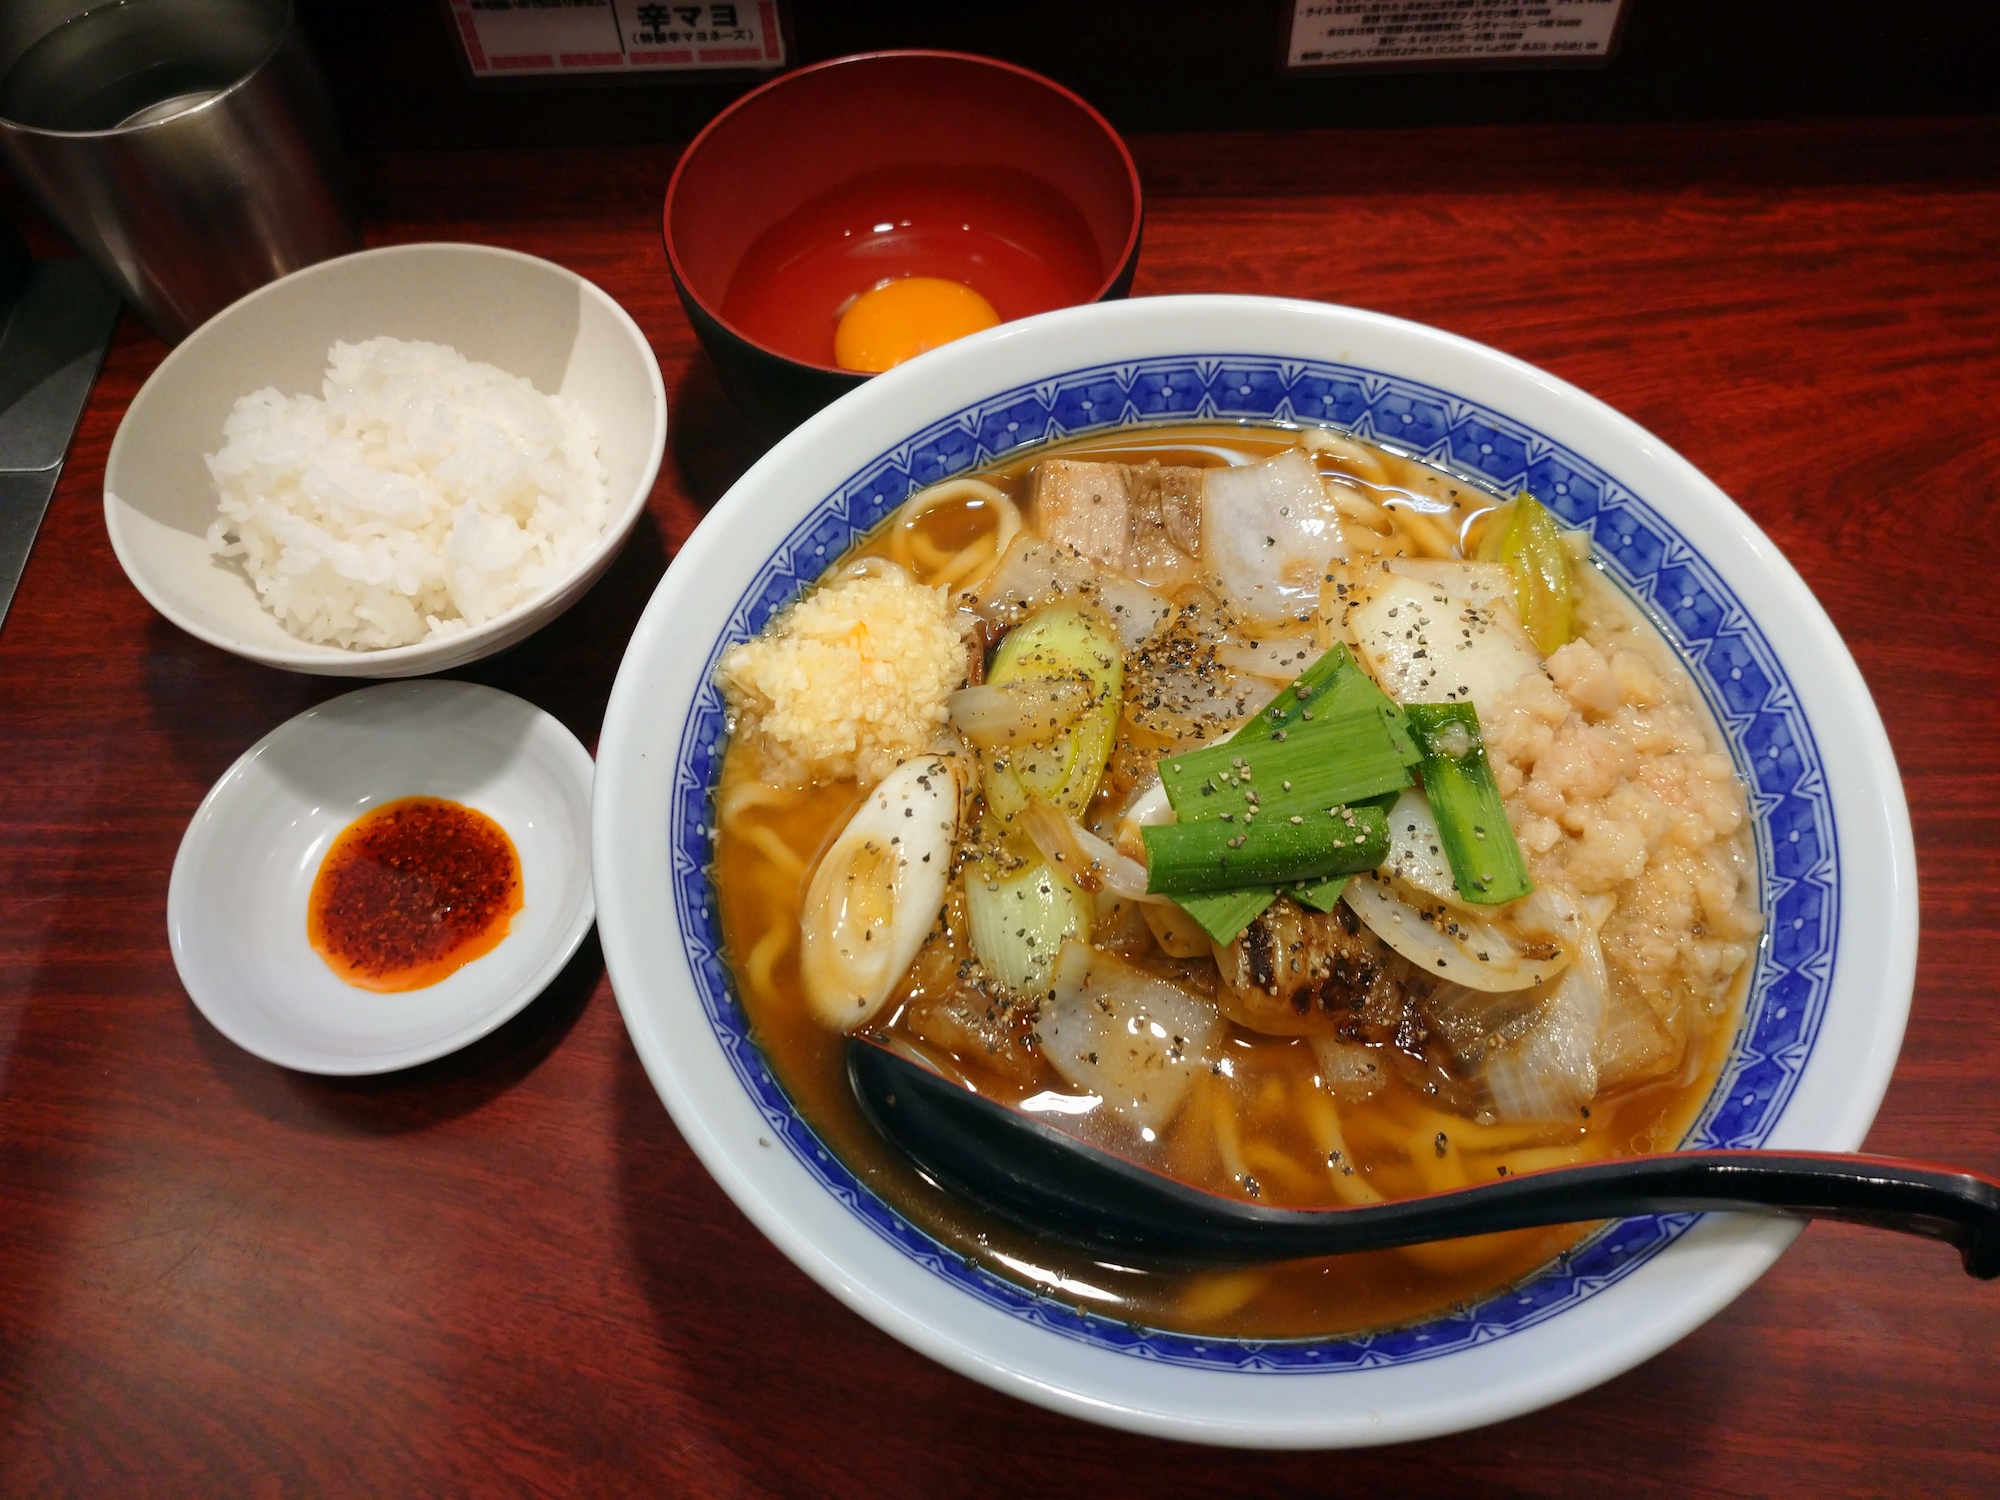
left=1029, top=459, right=1133, bottom=571
left=1124, top=461, right=1203, bottom=584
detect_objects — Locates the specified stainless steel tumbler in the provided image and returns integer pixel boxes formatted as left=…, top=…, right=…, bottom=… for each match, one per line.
left=0, top=0, right=358, bottom=343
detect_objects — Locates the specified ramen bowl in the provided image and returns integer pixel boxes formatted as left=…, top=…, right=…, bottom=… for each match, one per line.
left=592, top=295, right=1915, bottom=1447
left=664, top=50, right=1143, bottom=436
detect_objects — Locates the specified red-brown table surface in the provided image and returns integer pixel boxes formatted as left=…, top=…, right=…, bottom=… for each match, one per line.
left=3, top=117, right=1997, bottom=1495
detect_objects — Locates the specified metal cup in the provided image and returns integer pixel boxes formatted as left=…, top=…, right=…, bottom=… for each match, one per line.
left=0, top=0, right=358, bottom=343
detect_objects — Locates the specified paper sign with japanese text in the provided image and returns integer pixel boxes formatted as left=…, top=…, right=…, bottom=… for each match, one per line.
left=448, top=0, right=786, bottom=79
left=1284, top=0, right=1626, bottom=72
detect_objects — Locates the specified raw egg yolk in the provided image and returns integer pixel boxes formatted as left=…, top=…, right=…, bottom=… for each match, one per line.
left=833, top=277, right=1001, bottom=373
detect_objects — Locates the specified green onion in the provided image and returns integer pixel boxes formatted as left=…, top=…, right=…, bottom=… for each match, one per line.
left=1170, top=887, right=1278, bottom=945
left=1402, top=702, right=1533, bottom=904
left=1144, top=645, right=1415, bottom=943
left=1240, top=643, right=1422, bottom=767
left=1142, top=799, right=1389, bottom=896
left=1290, top=788, right=1401, bottom=910
left=1289, top=875, right=1350, bottom=913
left=963, top=850, right=1090, bottom=993
left=1157, top=709, right=1410, bottom=825
left=1237, top=641, right=1359, bottom=735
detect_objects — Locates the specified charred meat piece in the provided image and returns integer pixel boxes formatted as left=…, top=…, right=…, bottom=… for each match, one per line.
left=1213, top=897, right=1405, bottom=1037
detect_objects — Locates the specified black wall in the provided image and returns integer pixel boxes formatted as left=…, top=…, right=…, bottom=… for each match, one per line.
left=301, top=1, right=2000, bottom=151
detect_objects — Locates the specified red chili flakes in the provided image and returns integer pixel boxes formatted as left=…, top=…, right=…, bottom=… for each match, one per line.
left=308, top=797, right=523, bottom=992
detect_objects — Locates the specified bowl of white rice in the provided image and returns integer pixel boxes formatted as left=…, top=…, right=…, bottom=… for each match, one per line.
left=104, top=242, right=667, bottom=676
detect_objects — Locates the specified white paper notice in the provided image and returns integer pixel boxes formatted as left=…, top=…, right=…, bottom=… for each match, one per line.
left=1286, top=0, right=1624, bottom=70
left=449, top=0, right=786, bottom=79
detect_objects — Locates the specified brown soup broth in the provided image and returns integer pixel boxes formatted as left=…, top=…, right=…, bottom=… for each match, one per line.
left=712, top=422, right=1748, bottom=1340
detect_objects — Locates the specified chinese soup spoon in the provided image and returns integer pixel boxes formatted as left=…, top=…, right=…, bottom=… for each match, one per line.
left=847, top=1040, right=2000, bottom=1276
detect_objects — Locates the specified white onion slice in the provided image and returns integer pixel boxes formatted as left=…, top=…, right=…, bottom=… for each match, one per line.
left=798, top=756, right=959, bottom=1030
left=1213, top=633, right=1321, bottom=683
left=1386, top=558, right=1517, bottom=622
left=1479, top=962, right=1604, bottom=1121
left=1349, top=572, right=1542, bottom=707
left=1035, top=940, right=1220, bottom=1132
left=1092, top=572, right=1175, bottom=651
left=1378, top=786, right=1474, bottom=911
left=1017, top=799, right=1160, bottom=904
left=1201, top=448, right=1348, bottom=624
left=971, top=536, right=1093, bottom=621
left=1312, top=1037, right=1388, bottom=1103
left=1341, top=870, right=1568, bottom=993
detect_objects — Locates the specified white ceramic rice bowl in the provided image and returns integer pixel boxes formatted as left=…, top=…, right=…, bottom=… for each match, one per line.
left=592, top=295, right=1915, bottom=1447
left=105, top=242, right=667, bottom=677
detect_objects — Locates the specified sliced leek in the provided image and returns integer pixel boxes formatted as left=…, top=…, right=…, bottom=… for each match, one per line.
left=980, top=604, right=1124, bottom=826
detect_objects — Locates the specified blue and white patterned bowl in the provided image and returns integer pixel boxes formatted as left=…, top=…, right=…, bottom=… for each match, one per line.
left=593, top=296, right=1916, bottom=1448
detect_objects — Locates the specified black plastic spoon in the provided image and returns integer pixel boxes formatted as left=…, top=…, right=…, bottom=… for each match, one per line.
left=847, top=1040, right=2000, bottom=1277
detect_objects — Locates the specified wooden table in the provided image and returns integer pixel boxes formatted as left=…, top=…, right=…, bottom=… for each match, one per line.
left=3, top=116, right=1996, bottom=1494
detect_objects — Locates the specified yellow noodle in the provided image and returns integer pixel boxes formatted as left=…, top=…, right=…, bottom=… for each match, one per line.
left=1493, top=1143, right=1594, bottom=1176
left=926, top=534, right=999, bottom=592
left=902, top=476, right=1010, bottom=515
left=719, top=778, right=805, bottom=825
left=907, top=532, right=959, bottom=573
left=1176, top=1269, right=1267, bottom=1323
left=1252, top=1076, right=1290, bottom=1121
left=1329, top=483, right=1393, bottom=532
left=1405, top=1105, right=1580, bottom=1154
left=1412, top=1132, right=1471, bottom=1194
left=1241, top=1141, right=1316, bottom=1196
left=738, top=822, right=807, bottom=881
left=1398, top=1232, right=1519, bottom=1276
left=1300, top=427, right=1393, bottom=485
left=1211, top=1085, right=1250, bottom=1185
left=894, top=478, right=1022, bottom=593
left=744, top=919, right=793, bottom=998
left=1341, top=517, right=1405, bottom=558
left=1300, top=1086, right=1386, bottom=1206
left=1384, top=503, right=1457, bottom=558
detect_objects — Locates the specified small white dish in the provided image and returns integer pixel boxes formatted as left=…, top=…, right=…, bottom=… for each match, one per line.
left=105, top=241, right=668, bottom=677
left=170, top=680, right=595, bottom=1074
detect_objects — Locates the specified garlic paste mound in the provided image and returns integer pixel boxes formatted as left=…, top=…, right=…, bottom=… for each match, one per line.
left=717, top=567, right=967, bottom=787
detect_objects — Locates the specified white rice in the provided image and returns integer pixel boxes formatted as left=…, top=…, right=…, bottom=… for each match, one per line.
left=205, top=337, right=611, bottom=650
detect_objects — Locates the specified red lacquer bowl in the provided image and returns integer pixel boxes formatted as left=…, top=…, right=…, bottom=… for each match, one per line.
left=664, top=51, right=1143, bottom=435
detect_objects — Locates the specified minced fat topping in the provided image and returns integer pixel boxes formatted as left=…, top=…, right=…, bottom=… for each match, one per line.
left=718, top=571, right=965, bottom=786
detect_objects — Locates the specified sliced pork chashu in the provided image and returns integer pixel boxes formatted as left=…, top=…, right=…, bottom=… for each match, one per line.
left=1028, top=459, right=1202, bottom=587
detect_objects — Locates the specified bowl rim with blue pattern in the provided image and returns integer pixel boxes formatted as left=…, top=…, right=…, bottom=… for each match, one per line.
left=592, top=294, right=1916, bottom=1448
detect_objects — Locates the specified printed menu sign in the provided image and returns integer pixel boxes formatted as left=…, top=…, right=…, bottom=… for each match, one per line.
left=448, top=0, right=786, bottom=78
left=1285, top=0, right=1625, bottom=71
